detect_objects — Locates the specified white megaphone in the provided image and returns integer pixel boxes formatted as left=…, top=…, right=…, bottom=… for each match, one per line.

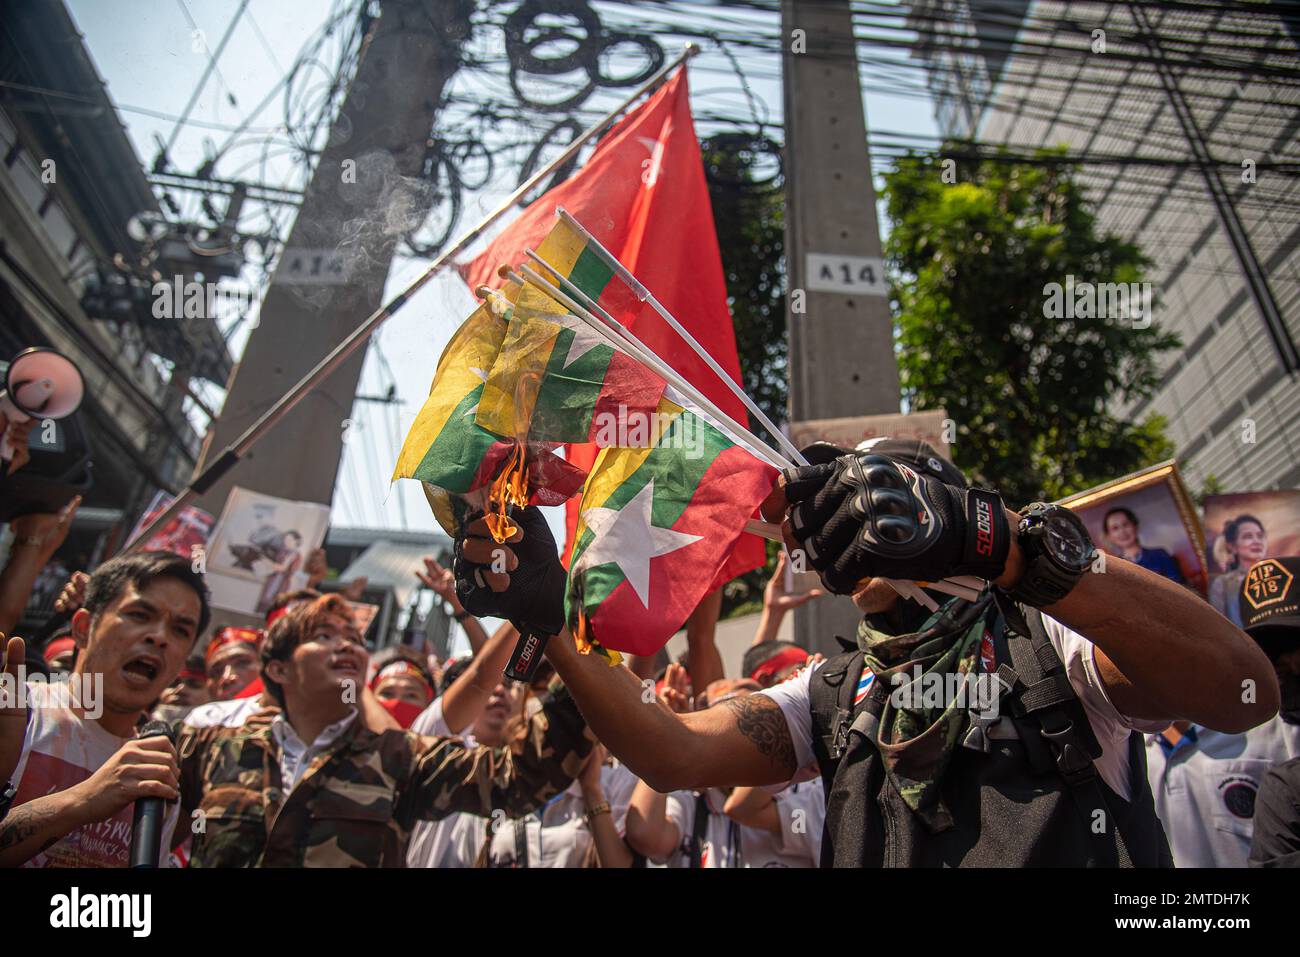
left=0, top=348, right=85, bottom=462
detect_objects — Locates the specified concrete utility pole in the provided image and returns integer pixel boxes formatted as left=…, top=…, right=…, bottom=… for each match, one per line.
left=781, top=0, right=902, bottom=653
left=191, top=0, right=468, bottom=520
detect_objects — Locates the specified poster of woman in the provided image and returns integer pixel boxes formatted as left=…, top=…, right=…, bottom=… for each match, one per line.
left=1058, top=460, right=1207, bottom=596
left=205, top=486, right=330, bottom=617
left=1203, top=490, right=1300, bottom=627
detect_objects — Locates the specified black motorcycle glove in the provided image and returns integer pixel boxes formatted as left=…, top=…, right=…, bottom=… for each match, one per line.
left=453, top=505, right=567, bottom=637
left=781, top=453, right=1010, bottom=593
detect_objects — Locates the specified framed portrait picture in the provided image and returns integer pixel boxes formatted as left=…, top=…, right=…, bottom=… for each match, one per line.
left=1203, top=490, right=1300, bottom=628
left=205, top=486, right=330, bottom=617
left=1057, top=460, right=1207, bottom=596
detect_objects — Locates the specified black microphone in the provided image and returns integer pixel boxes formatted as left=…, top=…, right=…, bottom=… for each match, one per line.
left=129, top=719, right=176, bottom=869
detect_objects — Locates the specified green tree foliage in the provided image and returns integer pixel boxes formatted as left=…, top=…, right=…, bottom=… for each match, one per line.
left=882, top=147, right=1180, bottom=505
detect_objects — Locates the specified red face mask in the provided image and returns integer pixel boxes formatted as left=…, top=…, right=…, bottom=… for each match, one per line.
left=378, top=697, right=426, bottom=729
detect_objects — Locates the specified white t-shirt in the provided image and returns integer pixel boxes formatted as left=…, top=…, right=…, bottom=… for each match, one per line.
left=758, top=615, right=1167, bottom=801
left=483, top=761, right=638, bottom=868
left=753, top=780, right=825, bottom=867
left=10, top=681, right=180, bottom=868
left=406, top=697, right=480, bottom=867
left=659, top=783, right=825, bottom=868
left=659, top=789, right=747, bottom=868
left=1146, top=717, right=1300, bottom=868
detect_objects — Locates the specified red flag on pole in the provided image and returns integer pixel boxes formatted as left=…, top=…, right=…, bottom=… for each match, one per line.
left=459, top=68, right=765, bottom=583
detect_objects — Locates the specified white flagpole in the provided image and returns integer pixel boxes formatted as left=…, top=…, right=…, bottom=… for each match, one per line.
left=554, top=206, right=808, bottom=467
left=507, top=264, right=791, bottom=472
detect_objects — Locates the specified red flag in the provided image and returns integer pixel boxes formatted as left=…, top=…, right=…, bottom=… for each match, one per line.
left=460, top=68, right=764, bottom=582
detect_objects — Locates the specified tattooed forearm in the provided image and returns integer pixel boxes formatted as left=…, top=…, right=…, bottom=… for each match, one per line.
left=723, top=695, right=797, bottom=777
left=0, top=798, right=68, bottom=864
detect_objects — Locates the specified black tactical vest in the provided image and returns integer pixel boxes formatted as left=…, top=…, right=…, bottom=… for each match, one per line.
left=809, top=599, right=1173, bottom=867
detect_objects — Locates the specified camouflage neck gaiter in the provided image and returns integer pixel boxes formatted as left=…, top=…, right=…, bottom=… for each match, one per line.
left=857, top=594, right=997, bottom=832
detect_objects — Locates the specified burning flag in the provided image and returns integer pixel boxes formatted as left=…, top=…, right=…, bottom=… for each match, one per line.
left=475, top=283, right=666, bottom=448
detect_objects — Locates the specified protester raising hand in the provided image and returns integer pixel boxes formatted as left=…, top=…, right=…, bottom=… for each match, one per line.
left=658, top=662, right=693, bottom=715
left=2, top=633, right=27, bottom=785
left=751, top=550, right=825, bottom=648
left=765, top=550, right=825, bottom=612
left=418, top=555, right=488, bottom=654
left=1, top=414, right=35, bottom=476
left=0, top=495, right=82, bottom=636
left=53, top=570, right=89, bottom=616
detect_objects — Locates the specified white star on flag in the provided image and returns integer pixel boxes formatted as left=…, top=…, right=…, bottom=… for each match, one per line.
left=572, top=478, right=702, bottom=609
left=558, top=318, right=605, bottom=370
left=463, top=366, right=489, bottom=417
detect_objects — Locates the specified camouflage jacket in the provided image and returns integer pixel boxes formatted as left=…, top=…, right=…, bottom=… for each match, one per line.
left=175, top=690, right=592, bottom=867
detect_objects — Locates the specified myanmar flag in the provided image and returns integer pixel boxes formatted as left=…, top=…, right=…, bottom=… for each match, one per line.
left=476, top=283, right=665, bottom=447
left=566, top=393, right=778, bottom=657
left=393, top=298, right=505, bottom=497
left=460, top=68, right=765, bottom=586
left=393, top=294, right=585, bottom=534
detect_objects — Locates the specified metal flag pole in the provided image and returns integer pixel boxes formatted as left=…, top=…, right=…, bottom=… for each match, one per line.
left=122, top=44, right=702, bottom=556
left=554, top=207, right=808, bottom=467
left=512, top=259, right=792, bottom=471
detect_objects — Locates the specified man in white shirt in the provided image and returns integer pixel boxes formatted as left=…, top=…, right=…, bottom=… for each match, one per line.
left=1148, top=556, right=1300, bottom=867
left=1, top=551, right=209, bottom=866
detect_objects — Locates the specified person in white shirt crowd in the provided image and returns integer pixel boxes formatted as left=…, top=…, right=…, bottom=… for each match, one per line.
left=152, top=656, right=211, bottom=724
left=626, top=677, right=816, bottom=867
left=1149, top=555, right=1300, bottom=867
left=724, top=780, right=826, bottom=867
left=406, top=620, right=530, bottom=867
left=479, top=741, right=639, bottom=867
left=0, top=551, right=209, bottom=866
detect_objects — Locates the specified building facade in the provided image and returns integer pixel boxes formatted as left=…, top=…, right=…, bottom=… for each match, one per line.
left=909, top=0, right=1300, bottom=492
left=0, top=2, right=233, bottom=569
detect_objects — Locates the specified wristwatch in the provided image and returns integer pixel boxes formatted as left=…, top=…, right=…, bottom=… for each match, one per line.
left=1005, top=503, right=1097, bottom=608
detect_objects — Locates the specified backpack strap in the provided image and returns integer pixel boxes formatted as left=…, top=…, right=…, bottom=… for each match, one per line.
left=684, top=791, right=711, bottom=868
left=995, top=595, right=1132, bottom=867
left=809, top=651, right=866, bottom=786
left=513, top=817, right=529, bottom=868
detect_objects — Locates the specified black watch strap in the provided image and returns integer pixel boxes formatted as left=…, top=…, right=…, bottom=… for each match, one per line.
left=1007, top=505, right=1092, bottom=608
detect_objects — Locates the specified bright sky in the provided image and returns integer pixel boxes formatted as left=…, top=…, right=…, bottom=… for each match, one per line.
left=66, top=0, right=938, bottom=535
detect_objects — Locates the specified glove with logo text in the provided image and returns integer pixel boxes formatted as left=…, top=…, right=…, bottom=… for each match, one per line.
left=781, top=453, right=1010, bottom=593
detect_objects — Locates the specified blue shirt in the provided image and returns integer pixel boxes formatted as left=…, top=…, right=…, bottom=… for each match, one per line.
left=1136, top=546, right=1184, bottom=584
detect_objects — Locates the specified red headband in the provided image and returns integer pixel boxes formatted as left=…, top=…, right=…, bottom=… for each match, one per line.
left=205, top=627, right=263, bottom=667
left=371, top=660, right=433, bottom=701
left=43, top=636, right=76, bottom=665
left=749, top=646, right=809, bottom=684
